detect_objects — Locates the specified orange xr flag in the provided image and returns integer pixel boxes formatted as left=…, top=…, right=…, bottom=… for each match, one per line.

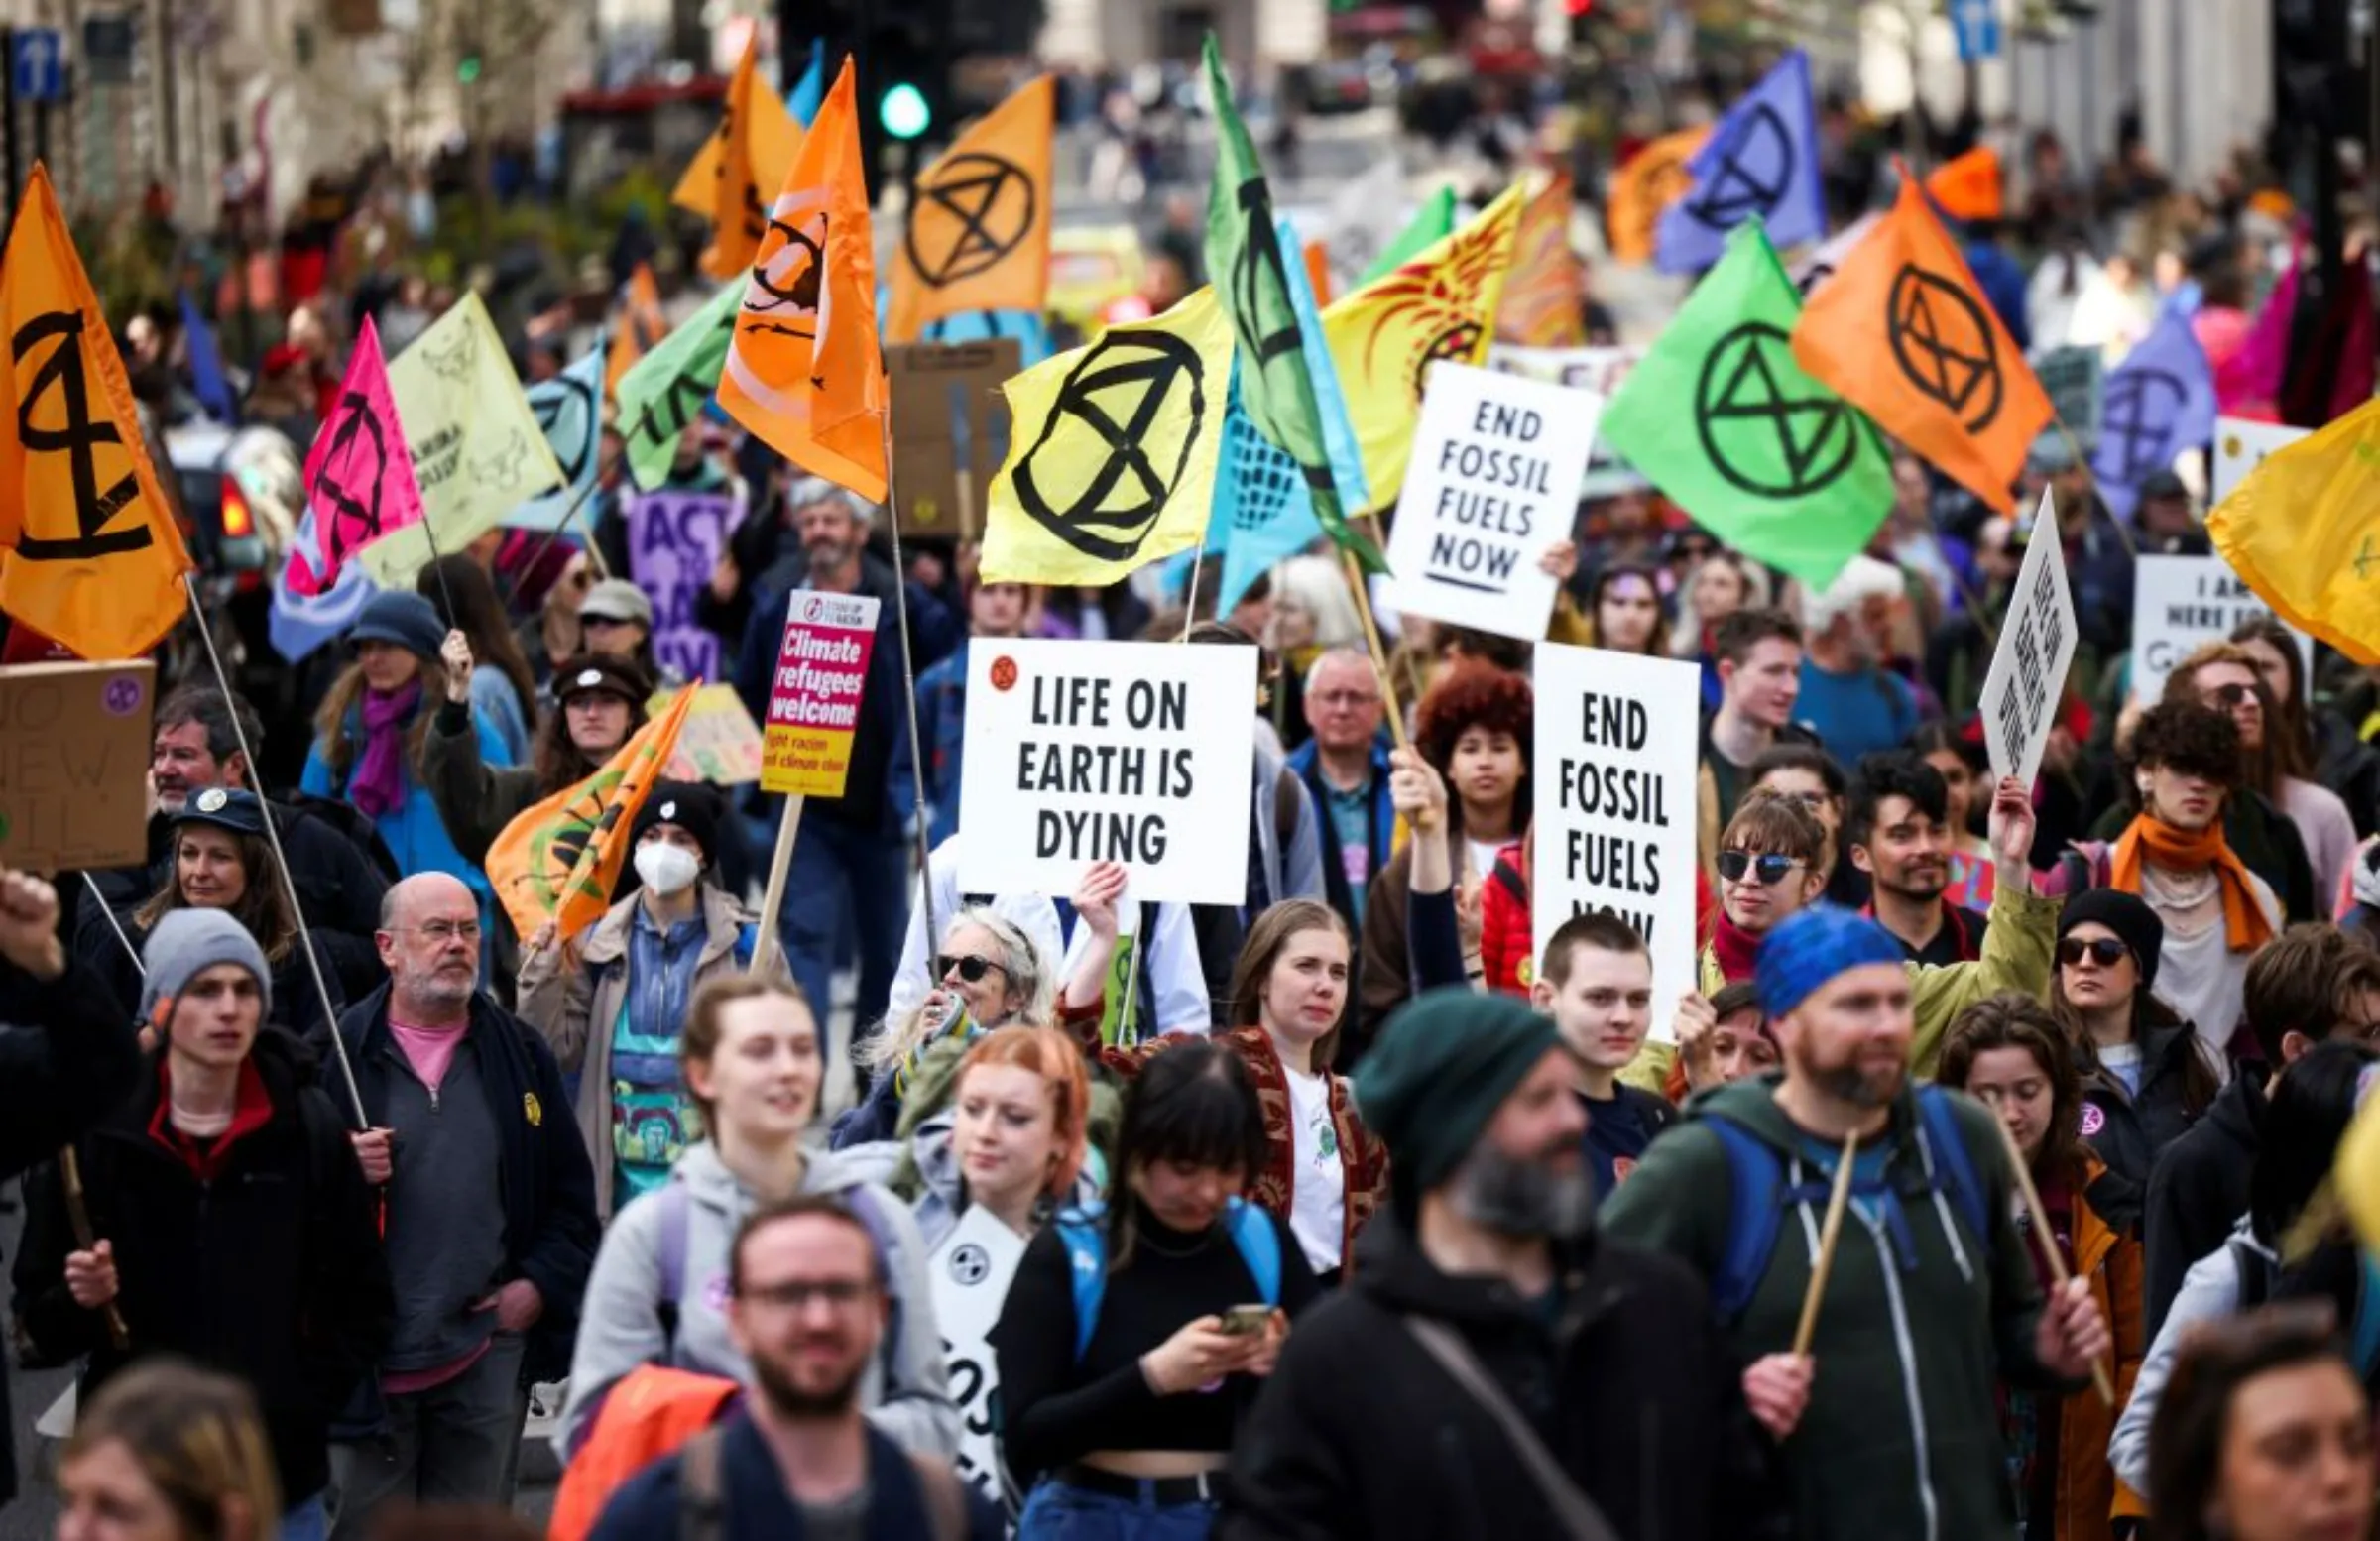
left=1790, top=166, right=2051, bottom=514
left=885, top=74, right=1055, bottom=342
left=0, top=164, right=193, bottom=659
left=718, top=57, right=888, bottom=504
left=1926, top=145, right=2003, bottom=224
left=671, top=39, right=802, bottom=280
left=1496, top=170, right=1587, bottom=347
left=605, top=263, right=669, bottom=399
left=1606, top=128, right=1709, bottom=265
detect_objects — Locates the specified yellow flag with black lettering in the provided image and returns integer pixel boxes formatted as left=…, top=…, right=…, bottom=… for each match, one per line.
left=671, top=38, right=802, bottom=280
left=0, top=164, right=193, bottom=660
left=981, top=286, right=1235, bottom=586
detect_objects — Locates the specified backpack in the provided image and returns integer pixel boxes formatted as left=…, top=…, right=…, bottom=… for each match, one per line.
left=1703, top=1084, right=1989, bottom=1325
left=675, top=1421, right=971, bottom=1541
left=1050, top=1197, right=1282, bottom=1359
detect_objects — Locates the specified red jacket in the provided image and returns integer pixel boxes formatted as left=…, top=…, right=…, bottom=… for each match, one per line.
left=1481, top=841, right=1531, bottom=997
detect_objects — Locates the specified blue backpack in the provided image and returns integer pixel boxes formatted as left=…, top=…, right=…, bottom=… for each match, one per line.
left=1050, top=1198, right=1282, bottom=1359
left=1703, top=1084, right=1989, bottom=1324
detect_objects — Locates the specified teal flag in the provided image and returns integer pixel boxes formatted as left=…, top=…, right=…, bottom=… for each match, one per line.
left=616, top=281, right=741, bottom=491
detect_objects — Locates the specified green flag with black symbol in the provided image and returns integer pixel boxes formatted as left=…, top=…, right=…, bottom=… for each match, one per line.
left=615, top=280, right=741, bottom=491
left=1200, top=33, right=1386, bottom=573
left=1600, top=220, right=1895, bottom=589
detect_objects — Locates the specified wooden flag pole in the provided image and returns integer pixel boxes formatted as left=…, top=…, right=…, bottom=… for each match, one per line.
left=1992, top=1109, right=2117, bottom=1407
left=749, top=793, right=806, bottom=980
left=69, top=873, right=136, bottom=1349
left=1792, top=1129, right=1861, bottom=1358
left=1340, top=547, right=1414, bottom=756
left=879, top=413, right=944, bottom=965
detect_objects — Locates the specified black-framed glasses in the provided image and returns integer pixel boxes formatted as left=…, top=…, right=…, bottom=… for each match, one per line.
left=936, top=953, right=1008, bottom=985
left=2057, top=937, right=2130, bottom=969
left=1717, top=850, right=1802, bottom=887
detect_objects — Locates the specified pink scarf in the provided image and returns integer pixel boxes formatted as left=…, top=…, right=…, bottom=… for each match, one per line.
left=351, top=681, right=421, bottom=821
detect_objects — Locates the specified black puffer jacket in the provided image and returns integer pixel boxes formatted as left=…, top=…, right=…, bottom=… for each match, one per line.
left=2079, top=1010, right=2217, bottom=1192
left=2142, top=1069, right=2264, bottom=1338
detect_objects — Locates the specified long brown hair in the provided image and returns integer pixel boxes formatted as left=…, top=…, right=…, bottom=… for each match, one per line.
left=531, top=687, right=650, bottom=797
left=2052, top=967, right=2219, bottom=1124
left=1937, top=993, right=2090, bottom=1184
left=311, top=657, right=447, bottom=787
left=135, top=825, right=298, bottom=964
left=2227, top=616, right=2316, bottom=780
left=61, top=1357, right=281, bottom=1541
left=1226, top=899, right=1352, bottom=1066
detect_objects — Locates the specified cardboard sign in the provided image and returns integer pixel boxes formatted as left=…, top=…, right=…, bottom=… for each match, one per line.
left=1979, top=489, right=2080, bottom=789
left=1385, top=361, right=1599, bottom=640
left=760, top=591, right=881, bottom=797
left=2036, top=346, right=2104, bottom=445
left=2212, top=416, right=2309, bottom=504
left=956, top=639, right=1257, bottom=905
left=656, top=684, right=764, bottom=784
left=628, top=490, right=742, bottom=688
left=1530, top=644, right=1700, bottom=1033
left=929, top=1204, right=1027, bottom=1511
left=1486, top=342, right=1647, bottom=497
left=0, top=661, right=154, bottom=873
left=887, top=339, right=1020, bottom=541
left=2129, top=554, right=2314, bottom=704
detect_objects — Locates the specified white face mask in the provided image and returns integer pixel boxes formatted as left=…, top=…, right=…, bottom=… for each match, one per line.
left=634, top=841, right=702, bottom=896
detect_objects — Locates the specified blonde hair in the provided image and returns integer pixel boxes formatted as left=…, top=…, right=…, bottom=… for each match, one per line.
left=955, top=1024, right=1095, bottom=1195
left=679, top=975, right=816, bottom=1132
left=869, top=906, right=1054, bottom=1073
left=62, top=1358, right=280, bottom=1541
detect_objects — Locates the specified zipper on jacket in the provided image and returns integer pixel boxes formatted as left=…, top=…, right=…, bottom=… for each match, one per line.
left=1865, top=1205, right=1942, bottom=1541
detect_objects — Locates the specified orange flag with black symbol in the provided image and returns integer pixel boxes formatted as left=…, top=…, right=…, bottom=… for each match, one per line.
left=605, top=262, right=669, bottom=398
left=717, top=57, right=888, bottom=504
left=1496, top=170, right=1587, bottom=347
left=1606, top=127, right=1709, bottom=264
left=671, top=39, right=802, bottom=280
left=1926, top=145, right=2003, bottom=223
left=885, top=74, right=1054, bottom=342
left=1790, top=165, right=2051, bottom=514
left=0, top=164, right=193, bottom=659
left=487, top=680, right=699, bottom=941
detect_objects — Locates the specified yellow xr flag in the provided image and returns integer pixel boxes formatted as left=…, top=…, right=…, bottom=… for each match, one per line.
left=0, top=163, right=193, bottom=659
left=2208, top=394, right=2380, bottom=664
left=1322, top=183, right=1524, bottom=512
left=672, top=39, right=803, bottom=280
left=364, top=292, right=565, bottom=585
left=981, top=286, right=1234, bottom=586
left=718, top=56, right=888, bottom=504
left=886, top=74, right=1055, bottom=342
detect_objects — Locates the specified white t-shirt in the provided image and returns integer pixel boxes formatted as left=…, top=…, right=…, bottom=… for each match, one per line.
left=1283, top=1066, right=1347, bottom=1274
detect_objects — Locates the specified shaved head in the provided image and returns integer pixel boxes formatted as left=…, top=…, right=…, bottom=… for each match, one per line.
left=383, top=872, right=475, bottom=930
left=377, top=873, right=483, bottom=1019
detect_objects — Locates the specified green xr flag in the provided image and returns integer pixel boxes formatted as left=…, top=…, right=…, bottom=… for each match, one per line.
left=1360, top=186, right=1456, bottom=285
left=1201, top=34, right=1386, bottom=573
left=615, top=280, right=742, bottom=491
left=1600, top=221, right=1894, bottom=588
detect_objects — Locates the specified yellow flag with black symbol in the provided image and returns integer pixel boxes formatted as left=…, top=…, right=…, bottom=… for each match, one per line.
left=885, top=73, right=1055, bottom=343
left=980, top=286, right=1235, bottom=586
left=0, top=164, right=194, bottom=659
left=671, top=37, right=802, bottom=280
left=2208, top=393, right=2380, bottom=665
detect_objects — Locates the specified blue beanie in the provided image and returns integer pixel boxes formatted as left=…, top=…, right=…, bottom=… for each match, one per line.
left=1755, top=905, right=1905, bottom=1019
left=139, top=908, right=272, bottom=1024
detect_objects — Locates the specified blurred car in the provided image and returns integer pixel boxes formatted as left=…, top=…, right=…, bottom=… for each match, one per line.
left=1291, top=59, right=1377, bottom=115
left=165, top=422, right=273, bottom=584
left=1047, top=225, right=1147, bottom=338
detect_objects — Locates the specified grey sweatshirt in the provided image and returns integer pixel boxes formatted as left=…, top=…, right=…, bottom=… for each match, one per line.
left=2109, top=1218, right=2269, bottom=1492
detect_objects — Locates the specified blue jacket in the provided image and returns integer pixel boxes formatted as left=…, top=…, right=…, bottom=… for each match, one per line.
left=888, top=638, right=973, bottom=851
left=300, top=706, right=513, bottom=898
left=1963, top=237, right=2032, bottom=353
left=1285, top=735, right=1397, bottom=938
left=591, top=1413, right=1000, bottom=1540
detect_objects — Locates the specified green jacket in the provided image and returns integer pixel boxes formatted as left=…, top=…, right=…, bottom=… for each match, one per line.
left=1603, top=1076, right=2073, bottom=1541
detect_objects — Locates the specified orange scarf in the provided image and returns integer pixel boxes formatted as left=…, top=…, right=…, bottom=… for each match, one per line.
left=2108, top=815, right=2276, bottom=953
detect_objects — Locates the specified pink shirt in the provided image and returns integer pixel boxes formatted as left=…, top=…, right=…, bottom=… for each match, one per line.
left=387, top=1013, right=467, bottom=1095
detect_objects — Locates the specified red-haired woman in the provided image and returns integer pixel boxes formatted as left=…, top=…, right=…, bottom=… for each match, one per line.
left=907, top=1024, right=1099, bottom=1250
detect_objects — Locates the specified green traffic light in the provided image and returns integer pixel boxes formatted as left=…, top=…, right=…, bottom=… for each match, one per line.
left=880, top=81, right=930, bottom=139
left=458, top=56, right=481, bottom=83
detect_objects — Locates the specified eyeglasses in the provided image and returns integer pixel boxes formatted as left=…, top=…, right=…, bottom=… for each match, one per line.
left=2202, top=681, right=2257, bottom=709
left=936, top=953, right=1009, bottom=985
left=1717, top=850, right=1803, bottom=887
left=396, top=920, right=482, bottom=944
left=1312, top=690, right=1380, bottom=709
left=736, top=1278, right=876, bottom=1311
left=2057, top=937, right=2130, bottom=969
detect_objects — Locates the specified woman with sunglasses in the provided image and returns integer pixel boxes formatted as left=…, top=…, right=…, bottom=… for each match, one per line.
left=2051, top=889, right=2221, bottom=1189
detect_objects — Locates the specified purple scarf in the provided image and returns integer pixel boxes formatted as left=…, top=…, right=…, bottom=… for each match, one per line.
left=350, top=680, right=422, bottom=821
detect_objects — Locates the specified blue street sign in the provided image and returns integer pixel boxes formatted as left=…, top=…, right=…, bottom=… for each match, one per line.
left=12, top=28, right=63, bottom=104
left=1953, top=0, right=2001, bottom=61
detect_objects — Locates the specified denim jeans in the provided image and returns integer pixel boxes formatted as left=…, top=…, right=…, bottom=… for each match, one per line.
left=1016, top=1477, right=1218, bottom=1541
left=774, top=813, right=908, bottom=1045
left=279, top=1493, right=328, bottom=1541
left=326, top=1334, right=528, bottom=1541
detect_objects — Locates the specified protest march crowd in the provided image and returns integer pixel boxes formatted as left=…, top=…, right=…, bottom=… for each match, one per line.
left=16, top=25, right=2380, bottom=1541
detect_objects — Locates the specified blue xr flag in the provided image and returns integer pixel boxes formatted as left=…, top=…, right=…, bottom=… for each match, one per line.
left=180, top=289, right=237, bottom=424
left=2089, top=310, right=2217, bottom=520
left=271, top=506, right=377, bottom=662
left=1655, top=50, right=1826, bottom=275
left=785, top=38, right=825, bottom=127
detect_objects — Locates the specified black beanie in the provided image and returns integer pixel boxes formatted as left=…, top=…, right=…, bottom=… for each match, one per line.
left=2059, top=889, right=2165, bottom=994
left=631, top=781, right=723, bottom=870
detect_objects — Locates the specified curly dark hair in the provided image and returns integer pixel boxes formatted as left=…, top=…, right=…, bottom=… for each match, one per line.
left=1414, top=663, right=1533, bottom=835
left=2128, top=700, right=2242, bottom=791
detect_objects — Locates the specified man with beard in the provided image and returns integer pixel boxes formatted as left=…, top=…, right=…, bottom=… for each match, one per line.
left=1603, top=908, right=2111, bottom=1540
left=1218, top=990, right=1780, bottom=1541
left=1847, top=753, right=1988, bottom=966
left=589, top=1196, right=996, bottom=1539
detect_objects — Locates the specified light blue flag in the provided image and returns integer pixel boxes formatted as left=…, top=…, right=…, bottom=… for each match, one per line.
left=271, top=507, right=378, bottom=662
left=1278, top=214, right=1370, bottom=518
left=1655, top=50, right=1825, bottom=275
left=505, top=346, right=607, bottom=530
left=2089, top=310, right=2218, bottom=520
left=785, top=38, right=825, bottom=127
left=180, top=290, right=237, bottom=423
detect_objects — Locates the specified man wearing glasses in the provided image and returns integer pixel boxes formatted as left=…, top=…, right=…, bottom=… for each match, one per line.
left=1287, top=648, right=1397, bottom=950
left=328, top=873, right=599, bottom=1540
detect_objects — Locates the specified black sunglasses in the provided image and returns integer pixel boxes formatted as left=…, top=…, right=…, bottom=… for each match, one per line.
left=1717, top=850, right=1802, bottom=886
left=935, top=953, right=1008, bottom=985
left=2058, top=937, right=2131, bottom=969
left=2202, top=681, right=2257, bottom=708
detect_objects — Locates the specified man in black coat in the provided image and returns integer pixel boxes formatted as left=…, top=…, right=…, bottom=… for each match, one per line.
left=1219, top=990, right=1782, bottom=1541
left=0, top=870, right=146, bottom=1506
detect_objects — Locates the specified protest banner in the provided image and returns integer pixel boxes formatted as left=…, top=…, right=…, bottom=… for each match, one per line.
left=956, top=639, right=1256, bottom=906
left=0, top=661, right=152, bottom=873
left=1487, top=341, right=1648, bottom=496
left=2212, top=416, right=2309, bottom=504
left=2036, top=345, right=2104, bottom=444
left=2129, top=554, right=2314, bottom=703
left=760, top=591, right=882, bottom=799
left=658, top=684, right=764, bottom=785
left=1978, top=489, right=2080, bottom=789
left=929, top=1203, right=1027, bottom=1510
left=886, top=340, right=1019, bottom=541
left=627, top=490, right=742, bottom=687
left=1384, top=360, right=1598, bottom=640
left=1530, top=644, right=1700, bottom=1032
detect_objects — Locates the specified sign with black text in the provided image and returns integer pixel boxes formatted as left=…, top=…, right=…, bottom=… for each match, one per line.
left=930, top=1204, right=1026, bottom=1512
left=1979, top=489, right=2080, bottom=789
left=2212, top=416, right=2308, bottom=504
left=1485, top=342, right=1645, bottom=497
left=2129, top=554, right=2313, bottom=703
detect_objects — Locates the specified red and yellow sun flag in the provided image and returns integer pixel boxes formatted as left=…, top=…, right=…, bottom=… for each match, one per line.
left=671, top=39, right=802, bottom=280
left=1606, top=128, right=1709, bottom=265
left=1790, top=165, right=2050, bottom=514
left=605, top=262, right=668, bottom=399
left=1496, top=170, right=1587, bottom=348
left=717, top=56, right=888, bottom=503
left=487, top=682, right=699, bottom=941
left=885, top=74, right=1054, bottom=342
left=0, top=164, right=193, bottom=659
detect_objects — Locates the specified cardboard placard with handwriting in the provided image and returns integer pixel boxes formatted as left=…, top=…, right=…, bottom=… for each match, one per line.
left=0, top=661, right=154, bottom=873
left=887, top=339, right=1020, bottom=541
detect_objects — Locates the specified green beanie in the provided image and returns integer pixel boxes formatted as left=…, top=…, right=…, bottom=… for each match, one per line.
left=1355, top=987, right=1562, bottom=1198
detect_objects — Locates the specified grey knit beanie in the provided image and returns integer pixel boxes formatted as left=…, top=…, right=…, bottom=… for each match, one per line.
left=139, top=909, right=272, bottom=1023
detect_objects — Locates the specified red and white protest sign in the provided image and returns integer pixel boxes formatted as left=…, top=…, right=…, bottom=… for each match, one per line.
left=759, top=590, right=880, bottom=798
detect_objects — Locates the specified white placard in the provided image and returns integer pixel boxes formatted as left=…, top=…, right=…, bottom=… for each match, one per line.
left=929, top=1204, right=1027, bottom=1511
left=2129, top=553, right=2314, bottom=703
left=956, top=639, right=1257, bottom=906
left=1486, top=342, right=1648, bottom=497
left=1531, top=643, right=1702, bottom=1035
left=1978, top=489, right=2081, bottom=789
left=1384, top=361, right=1600, bottom=640
left=2211, top=416, right=2308, bottom=503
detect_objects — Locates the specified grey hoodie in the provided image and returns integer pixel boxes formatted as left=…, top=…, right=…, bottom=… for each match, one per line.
left=2109, top=1217, right=2268, bottom=1493
left=555, top=1140, right=960, bottom=1461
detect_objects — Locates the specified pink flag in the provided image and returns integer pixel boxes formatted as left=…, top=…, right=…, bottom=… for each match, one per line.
left=288, top=317, right=425, bottom=597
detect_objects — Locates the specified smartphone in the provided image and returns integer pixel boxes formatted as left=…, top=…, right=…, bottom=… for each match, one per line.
left=1216, top=1304, right=1271, bottom=1336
